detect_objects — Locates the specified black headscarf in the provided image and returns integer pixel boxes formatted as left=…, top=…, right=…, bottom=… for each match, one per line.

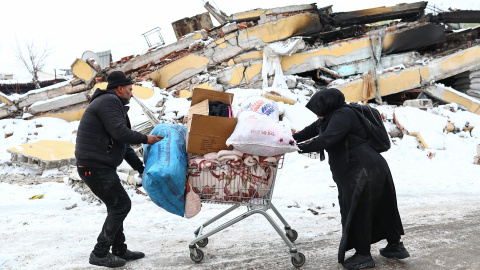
left=306, top=88, right=345, bottom=132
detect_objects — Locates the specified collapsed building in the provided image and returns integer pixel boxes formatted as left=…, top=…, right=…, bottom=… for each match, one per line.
left=1, top=1, right=480, bottom=170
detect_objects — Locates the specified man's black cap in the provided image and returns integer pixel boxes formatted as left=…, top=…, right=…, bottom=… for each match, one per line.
left=106, top=71, right=134, bottom=89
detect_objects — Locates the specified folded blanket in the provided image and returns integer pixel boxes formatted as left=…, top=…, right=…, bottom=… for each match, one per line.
left=244, top=154, right=281, bottom=166
left=188, top=153, right=281, bottom=202
left=217, top=149, right=244, bottom=163
left=204, top=152, right=219, bottom=162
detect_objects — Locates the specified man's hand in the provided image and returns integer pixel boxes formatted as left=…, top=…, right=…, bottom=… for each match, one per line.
left=146, top=135, right=164, bottom=145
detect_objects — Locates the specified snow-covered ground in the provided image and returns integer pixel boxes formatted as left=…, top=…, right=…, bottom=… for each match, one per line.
left=1, top=83, right=480, bottom=269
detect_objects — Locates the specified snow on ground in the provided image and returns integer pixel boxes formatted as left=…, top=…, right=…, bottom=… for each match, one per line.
left=1, top=85, right=480, bottom=269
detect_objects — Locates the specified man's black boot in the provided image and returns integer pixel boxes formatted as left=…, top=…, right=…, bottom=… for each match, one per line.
left=379, top=242, right=410, bottom=259
left=114, top=249, right=145, bottom=261
left=89, top=252, right=126, bottom=268
left=343, top=253, right=375, bottom=270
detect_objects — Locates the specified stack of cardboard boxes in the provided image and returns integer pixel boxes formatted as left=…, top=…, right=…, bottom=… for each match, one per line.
left=186, top=88, right=237, bottom=155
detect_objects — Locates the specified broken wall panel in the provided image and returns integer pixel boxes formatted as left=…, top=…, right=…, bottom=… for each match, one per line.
left=331, top=51, right=418, bottom=77
left=153, top=13, right=323, bottom=90
left=281, top=37, right=373, bottom=75
left=237, top=13, right=322, bottom=45
left=204, top=32, right=244, bottom=64
left=227, top=51, right=264, bottom=66
left=8, top=140, right=76, bottom=169
left=382, top=24, right=446, bottom=54
left=71, top=58, right=96, bottom=84
left=149, top=54, right=210, bottom=89
left=207, top=13, right=323, bottom=66
left=17, top=81, right=76, bottom=108
left=34, top=108, right=86, bottom=122
left=172, top=12, right=214, bottom=40
left=332, top=1, right=427, bottom=27
left=228, top=4, right=320, bottom=22
left=424, top=84, right=480, bottom=114
left=336, top=44, right=480, bottom=103
left=218, top=35, right=399, bottom=88
left=437, top=11, right=480, bottom=23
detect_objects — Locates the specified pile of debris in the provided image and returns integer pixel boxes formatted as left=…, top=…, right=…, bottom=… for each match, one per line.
left=2, top=1, right=480, bottom=121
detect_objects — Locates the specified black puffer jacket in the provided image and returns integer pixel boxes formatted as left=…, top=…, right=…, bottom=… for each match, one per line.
left=75, top=89, right=148, bottom=172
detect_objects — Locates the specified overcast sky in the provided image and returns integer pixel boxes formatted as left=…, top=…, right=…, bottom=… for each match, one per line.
left=1, top=0, right=478, bottom=81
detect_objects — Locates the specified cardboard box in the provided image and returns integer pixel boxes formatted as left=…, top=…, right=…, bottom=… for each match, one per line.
left=186, top=88, right=237, bottom=154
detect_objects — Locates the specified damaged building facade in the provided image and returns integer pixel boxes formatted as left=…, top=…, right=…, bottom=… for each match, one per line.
left=1, top=1, right=480, bottom=168
left=2, top=1, right=480, bottom=119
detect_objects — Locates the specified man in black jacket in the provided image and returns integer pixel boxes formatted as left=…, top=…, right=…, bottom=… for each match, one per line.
left=75, top=71, right=162, bottom=268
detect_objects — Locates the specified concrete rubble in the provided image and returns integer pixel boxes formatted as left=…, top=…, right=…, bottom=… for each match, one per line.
left=7, top=140, right=76, bottom=170
left=1, top=1, right=479, bottom=120
left=2, top=1, right=480, bottom=171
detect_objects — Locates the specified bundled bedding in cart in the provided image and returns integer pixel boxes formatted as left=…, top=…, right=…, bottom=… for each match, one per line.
left=187, top=150, right=281, bottom=202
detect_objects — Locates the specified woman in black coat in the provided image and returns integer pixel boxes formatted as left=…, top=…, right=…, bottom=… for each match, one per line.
left=293, top=88, right=409, bottom=270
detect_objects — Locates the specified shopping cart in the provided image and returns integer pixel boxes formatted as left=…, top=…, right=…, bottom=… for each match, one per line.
left=187, top=155, right=306, bottom=267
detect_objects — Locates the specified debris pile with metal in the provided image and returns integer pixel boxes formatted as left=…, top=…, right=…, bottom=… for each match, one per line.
left=2, top=1, right=480, bottom=121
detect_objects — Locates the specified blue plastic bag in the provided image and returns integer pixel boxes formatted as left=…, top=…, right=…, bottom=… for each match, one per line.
left=143, top=123, right=187, bottom=217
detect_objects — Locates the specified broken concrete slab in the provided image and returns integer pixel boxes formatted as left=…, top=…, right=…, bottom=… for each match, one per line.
left=216, top=60, right=262, bottom=88
left=330, top=51, right=418, bottom=77
left=204, top=32, right=244, bottom=64
left=7, top=140, right=76, bottom=170
left=424, top=84, right=480, bottom=114
left=0, top=103, right=19, bottom=119
left=34, top=107, right=86, bottom=122
left=227, top=51, right=263, bottom=66
left=172, top=12, right=213, bottom=40
left=281, top=36, right=373, bottom=75
left=237, top=13, right=322, bottom=46
left=403, top=99, right=433, bottom=108
left=16, top=80, right=76, bottom=109
left=221, top=23, right=238, bottom=36
left=337, top=44, right=480, bottom=103
left=332, top=1, right=427, bottom=27
left=113, top=30, right=209, bottom=74
left=227, top=3, right=320, bottom=22
left=150, top=54, right=210, bottom=89
left=27, top=92, right=89, bottom=115
left=71, top=58, right=97, bottom=84
left=217, top=36, right=373, bottom=88
left=436, top=10, right=480, bottom=23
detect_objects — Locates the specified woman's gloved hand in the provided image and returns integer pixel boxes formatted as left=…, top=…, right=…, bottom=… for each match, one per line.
left=297, top=143, right=307, bottom=154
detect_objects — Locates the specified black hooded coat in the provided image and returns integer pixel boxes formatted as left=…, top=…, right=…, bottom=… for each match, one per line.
left=75, top=88, right=148, bottom=173
left=293, top=89, right=404, bottom=263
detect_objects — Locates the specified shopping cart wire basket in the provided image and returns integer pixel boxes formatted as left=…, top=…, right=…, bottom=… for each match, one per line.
left=187, top=155, right=306, bottom=267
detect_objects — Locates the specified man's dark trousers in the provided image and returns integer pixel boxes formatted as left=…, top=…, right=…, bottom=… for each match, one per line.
left=78, top=167, right=131, bottom=257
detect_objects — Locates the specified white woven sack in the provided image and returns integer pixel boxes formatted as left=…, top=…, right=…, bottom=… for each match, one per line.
left=226, top=111, right=298, bottom=156
left=240, top=96, right=279, bottom=122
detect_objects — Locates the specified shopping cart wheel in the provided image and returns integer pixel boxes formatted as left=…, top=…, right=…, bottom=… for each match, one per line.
left=190, top=248, right=204, bottom=263
left=197, top=238, right=209, bottom=247
left=291, top=252, right=306, bottom=267
left=286, top=230, right=298, bottom=242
